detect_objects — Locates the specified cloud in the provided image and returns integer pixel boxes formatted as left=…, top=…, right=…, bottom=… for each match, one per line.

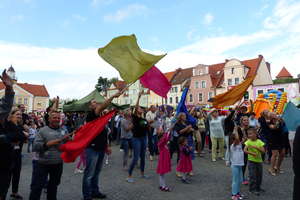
left=1, top=0, right=300, bottom=98
left=0, top=41, right=119, bottom=98
left=202, top=13, right=214, bottom=25
left=10, top=15, right=24, bottom=23
left=91, top=0, right=115, bottom=7
left=71, top=14, right=87, bottom=22
left=255, top=3, right=269, bottom=17
left=263, top=0, right=300, bottom=32
left=103, top=4, right=147, bottom=22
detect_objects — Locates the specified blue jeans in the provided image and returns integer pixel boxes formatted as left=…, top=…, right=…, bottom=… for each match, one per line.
left=128, top=137, right=147, bottom=176
left=121, top=138, right=132, bottom=167
left=82, top=148, right=105, bottom=199
left=187, top=135, right=195, bottom=160
left=231, top=165, right=243, bottom=195
left=27, top=138, right=34, bottom=153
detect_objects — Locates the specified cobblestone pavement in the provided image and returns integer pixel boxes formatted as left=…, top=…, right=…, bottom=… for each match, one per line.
left=16, top=144, right=293, bottom=200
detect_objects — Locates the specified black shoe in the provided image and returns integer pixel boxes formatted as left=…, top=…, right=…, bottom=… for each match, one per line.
left=10, top=194, right=23, bottom=200
left=258, top=188, right=266, bottom=193
left=92, top=193, right=107, bottom=199
left=181, top=179, right=190, bottom=184
left=249, top=191, right=260, bottom=196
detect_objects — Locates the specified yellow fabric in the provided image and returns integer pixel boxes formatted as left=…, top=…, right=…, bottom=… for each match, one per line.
left=98, top=34, right=166, bottom=83
left=211, top=137, right=224, bottom=160
left=212, top=76, right=256, bottom=108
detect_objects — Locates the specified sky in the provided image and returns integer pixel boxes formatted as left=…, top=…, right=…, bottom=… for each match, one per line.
left=0, top=0, right=300, bottom=99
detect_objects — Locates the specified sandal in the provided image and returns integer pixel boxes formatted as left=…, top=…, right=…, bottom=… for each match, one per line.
left=268, top=168, right=276, bottom=176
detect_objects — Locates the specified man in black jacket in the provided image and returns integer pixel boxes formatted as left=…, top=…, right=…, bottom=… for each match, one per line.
left=293, top=126, right=300, bottom=200
left=0, top=69, right=16, bottom=200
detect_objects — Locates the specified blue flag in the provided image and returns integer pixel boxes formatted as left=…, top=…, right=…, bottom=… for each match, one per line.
left=176, top=88, right=197, bottom=126
left=282, top=102, right=300, bottom=131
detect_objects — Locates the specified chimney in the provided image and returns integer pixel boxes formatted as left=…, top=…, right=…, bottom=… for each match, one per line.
left=225, top=59, right=229, bottom=63
left=258, top=54, right=263, bottom=58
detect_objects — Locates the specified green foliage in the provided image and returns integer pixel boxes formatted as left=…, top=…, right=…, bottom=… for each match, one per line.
left=64, top=99, right=78, bottom=105
left=95, top=76, right=119, bottom=92
left=273, top=78, right=298, bottom=84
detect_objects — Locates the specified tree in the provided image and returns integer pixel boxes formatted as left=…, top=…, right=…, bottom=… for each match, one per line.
left=95, top=76, right=119, bottom=92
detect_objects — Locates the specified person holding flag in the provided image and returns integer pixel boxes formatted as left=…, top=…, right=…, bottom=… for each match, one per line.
left=82, top=90, right=123, bottom=200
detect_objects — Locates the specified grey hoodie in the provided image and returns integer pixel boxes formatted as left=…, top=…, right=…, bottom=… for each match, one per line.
left=33, top=126, right=65, bottom=165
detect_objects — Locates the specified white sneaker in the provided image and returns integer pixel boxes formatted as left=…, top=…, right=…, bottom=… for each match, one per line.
left=149, top=155, right=153, bottom=161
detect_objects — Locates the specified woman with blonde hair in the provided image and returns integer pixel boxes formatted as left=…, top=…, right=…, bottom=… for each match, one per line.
left=4, top=109, right=27, bottom=200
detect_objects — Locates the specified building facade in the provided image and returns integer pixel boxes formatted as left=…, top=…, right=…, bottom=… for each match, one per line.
left=0, top=82, right=50, bottom=112
left=188, top=55, right=273, bottom=105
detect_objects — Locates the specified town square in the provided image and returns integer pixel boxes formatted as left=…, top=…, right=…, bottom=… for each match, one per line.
left=0, top=0, right=299, bottom=200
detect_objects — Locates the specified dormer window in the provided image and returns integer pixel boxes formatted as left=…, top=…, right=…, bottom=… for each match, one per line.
left=216, top=71, right=221, bottom=75
left=231, top=68, right=234, bottom=74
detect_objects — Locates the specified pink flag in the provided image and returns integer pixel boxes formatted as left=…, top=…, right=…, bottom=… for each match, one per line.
left=140, top=66, right=171, bottom=98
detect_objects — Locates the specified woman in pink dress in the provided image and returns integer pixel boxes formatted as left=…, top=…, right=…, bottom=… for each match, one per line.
left=156, top=130, right=171, bottom=192
left=176, top=136, right=193, bottom=184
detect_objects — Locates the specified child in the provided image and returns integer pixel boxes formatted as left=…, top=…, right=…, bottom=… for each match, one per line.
left=176, top=137, right=193, bottom=184
left=27, top=122, right=37, bottom=153
left=230, top=134, right=245, bottom=200
left=156, top=129, right=171, bottom=192
left=244, top=127, right=265, bottom=196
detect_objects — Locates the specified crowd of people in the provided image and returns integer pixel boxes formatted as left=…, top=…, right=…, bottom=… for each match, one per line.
left=0, top=70, right=299, bottom=200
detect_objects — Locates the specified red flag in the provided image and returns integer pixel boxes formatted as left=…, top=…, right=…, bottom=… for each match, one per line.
left=60, top=110, right=116, bottom=163
left=140, top=66, right=171, bottom=98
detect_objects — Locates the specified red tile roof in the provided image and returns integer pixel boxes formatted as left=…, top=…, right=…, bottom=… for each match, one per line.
left=113, top=80, right=127, bottom=90
left=164, top=71, right=176, bottom=81
left=209, top=63, right=225, bottom=87
left=276, top=67, right=293, bottom=78
left=171, top=67, right=193, bottom=85
left=241, top=56, right=263, bottom=78
left=0, top=82, right=49, bottom=97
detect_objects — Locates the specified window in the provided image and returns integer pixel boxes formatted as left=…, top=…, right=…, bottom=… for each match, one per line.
left=189, top=94, right=193, bottom=102
left=18, top=98, right=22, bottom=105
left=24, top=98, right=28, bottom=105
left=228, top=79, right=232, bottom=86
left=235, top=78, right=239, bottom=85
left=125, top=99, right=128, bottom=104
left=169, top=97, right=173, bottom=104
left=201, top=81, right=206, bottom=88
left=267, top=89, right=273, bottom=92
left=165, top=98, right=168, bottom=104
left=198, top=93, right=203, bottom=102
left=175, top=97, right=179, bottom=103
left=231, top=68, right=234, bottom=74
left=195, top=81, right=199, bottom=89
left=257, top=90, right=264, bottom=95
left=175, top=87, right=178, bottom=93
left=208, top=92, right=213, bottom=99
left=278, top=88, right=284, bottom=92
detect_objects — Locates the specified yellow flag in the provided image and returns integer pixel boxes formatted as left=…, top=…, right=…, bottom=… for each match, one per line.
left=98, top=34, right=166, bottom=83
left=212, top=76, right=256, bottom=108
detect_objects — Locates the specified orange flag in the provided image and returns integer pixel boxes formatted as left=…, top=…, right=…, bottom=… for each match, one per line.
left=212, top=76, right=256, bottom=108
